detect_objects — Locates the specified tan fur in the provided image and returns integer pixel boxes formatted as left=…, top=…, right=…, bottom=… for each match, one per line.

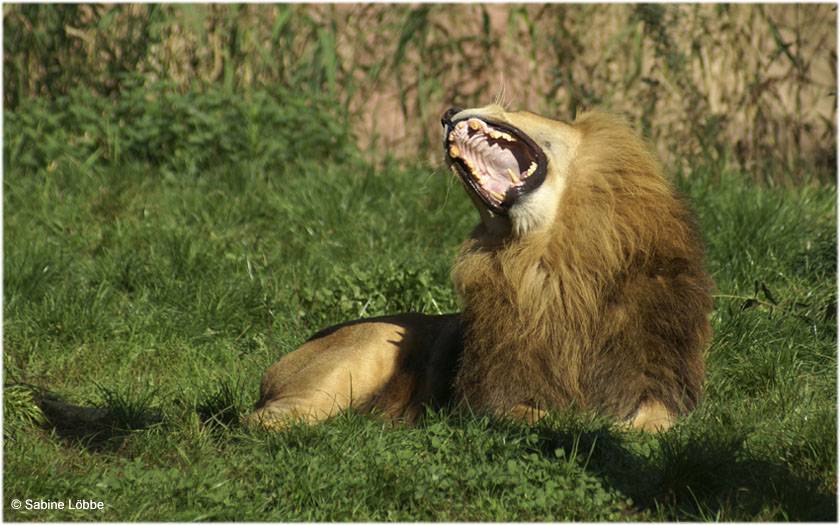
left=243, top=314, right=461, bottom=428
left=246, top=105, right=714, bottom=432
left=630, top=401, right=676, bottom=432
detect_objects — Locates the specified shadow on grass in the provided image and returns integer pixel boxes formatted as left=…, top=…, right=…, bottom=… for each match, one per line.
left=28, top=388, right=837, bottom=520
left=529, top=419, right=836, bottom=521
left=33, top=374, right=253, bottom=449
left=193, top=378, right=253, bottom=432
left=36, top=389, right=162, bottom=451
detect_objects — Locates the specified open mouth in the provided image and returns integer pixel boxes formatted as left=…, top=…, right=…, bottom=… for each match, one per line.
left=442, top=110, right=547, bottom=214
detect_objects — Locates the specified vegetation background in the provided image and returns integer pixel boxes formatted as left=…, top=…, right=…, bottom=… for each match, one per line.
left=4, top=4, right=836, bottom=182
left=3, top=3, right=837, bottom=521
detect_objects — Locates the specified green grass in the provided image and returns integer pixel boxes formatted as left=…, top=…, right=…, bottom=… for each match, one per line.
left=4, top=87, right=836, bottom=521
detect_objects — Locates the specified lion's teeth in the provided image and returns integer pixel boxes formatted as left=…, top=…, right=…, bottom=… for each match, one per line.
left=449, top=145, right=461, bottom=158
left=469, top=119, right=482, bottom=131
left=489, top=190, right=505, bottom=201
left=525, top=162, right=537, bottom=177
left=448, top=131, right=456, bottom=142
left=464, top=161, right=483, bottom=182
left=507, top=168, right=521, bottom=184
left=489, top=130, right=515, bottom=142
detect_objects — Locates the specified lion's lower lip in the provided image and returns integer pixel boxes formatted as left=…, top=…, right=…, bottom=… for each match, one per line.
left=443, top=116, right=546, bottom=213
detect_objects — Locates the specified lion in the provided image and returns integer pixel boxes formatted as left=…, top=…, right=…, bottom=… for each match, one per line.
left=244, top=104, right=714, bottom=432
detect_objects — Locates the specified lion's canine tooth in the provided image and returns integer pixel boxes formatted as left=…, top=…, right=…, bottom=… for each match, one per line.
left=507, top=168, right=521, bottom=184
left=469, top=119, right=481, bottom=131
left=449, top=145, right=461, bottom=158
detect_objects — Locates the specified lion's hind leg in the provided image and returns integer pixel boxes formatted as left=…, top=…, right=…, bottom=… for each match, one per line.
left=243, top=314, right=455, bottom=430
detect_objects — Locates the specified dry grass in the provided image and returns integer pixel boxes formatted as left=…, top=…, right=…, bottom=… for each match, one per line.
left=4, top=4, right=836, bottom=183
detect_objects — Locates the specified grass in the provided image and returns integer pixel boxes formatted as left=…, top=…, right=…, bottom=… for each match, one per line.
left=4, top=86, right=836, bottom=521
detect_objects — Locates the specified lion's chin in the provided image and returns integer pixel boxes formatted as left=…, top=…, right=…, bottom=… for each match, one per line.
left=442, top=110, right=548, bottom=215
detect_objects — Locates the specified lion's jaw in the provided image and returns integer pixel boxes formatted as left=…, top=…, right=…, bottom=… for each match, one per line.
left=442, top=104, right=581, bottom=236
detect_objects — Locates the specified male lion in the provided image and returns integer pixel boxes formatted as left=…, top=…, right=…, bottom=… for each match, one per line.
left=245, top=105, right=714, bottom=432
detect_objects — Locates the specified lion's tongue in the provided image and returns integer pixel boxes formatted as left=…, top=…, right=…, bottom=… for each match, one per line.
left=477, top=144, right=519, bottom=196
left=461, top=135, right=522, bottom=200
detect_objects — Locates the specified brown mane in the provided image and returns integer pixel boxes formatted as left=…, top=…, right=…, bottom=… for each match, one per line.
left=451, top=111, right=714, bottom=421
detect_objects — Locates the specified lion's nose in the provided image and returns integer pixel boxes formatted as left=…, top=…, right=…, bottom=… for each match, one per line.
left=441, top=107, right=463, bottom=127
